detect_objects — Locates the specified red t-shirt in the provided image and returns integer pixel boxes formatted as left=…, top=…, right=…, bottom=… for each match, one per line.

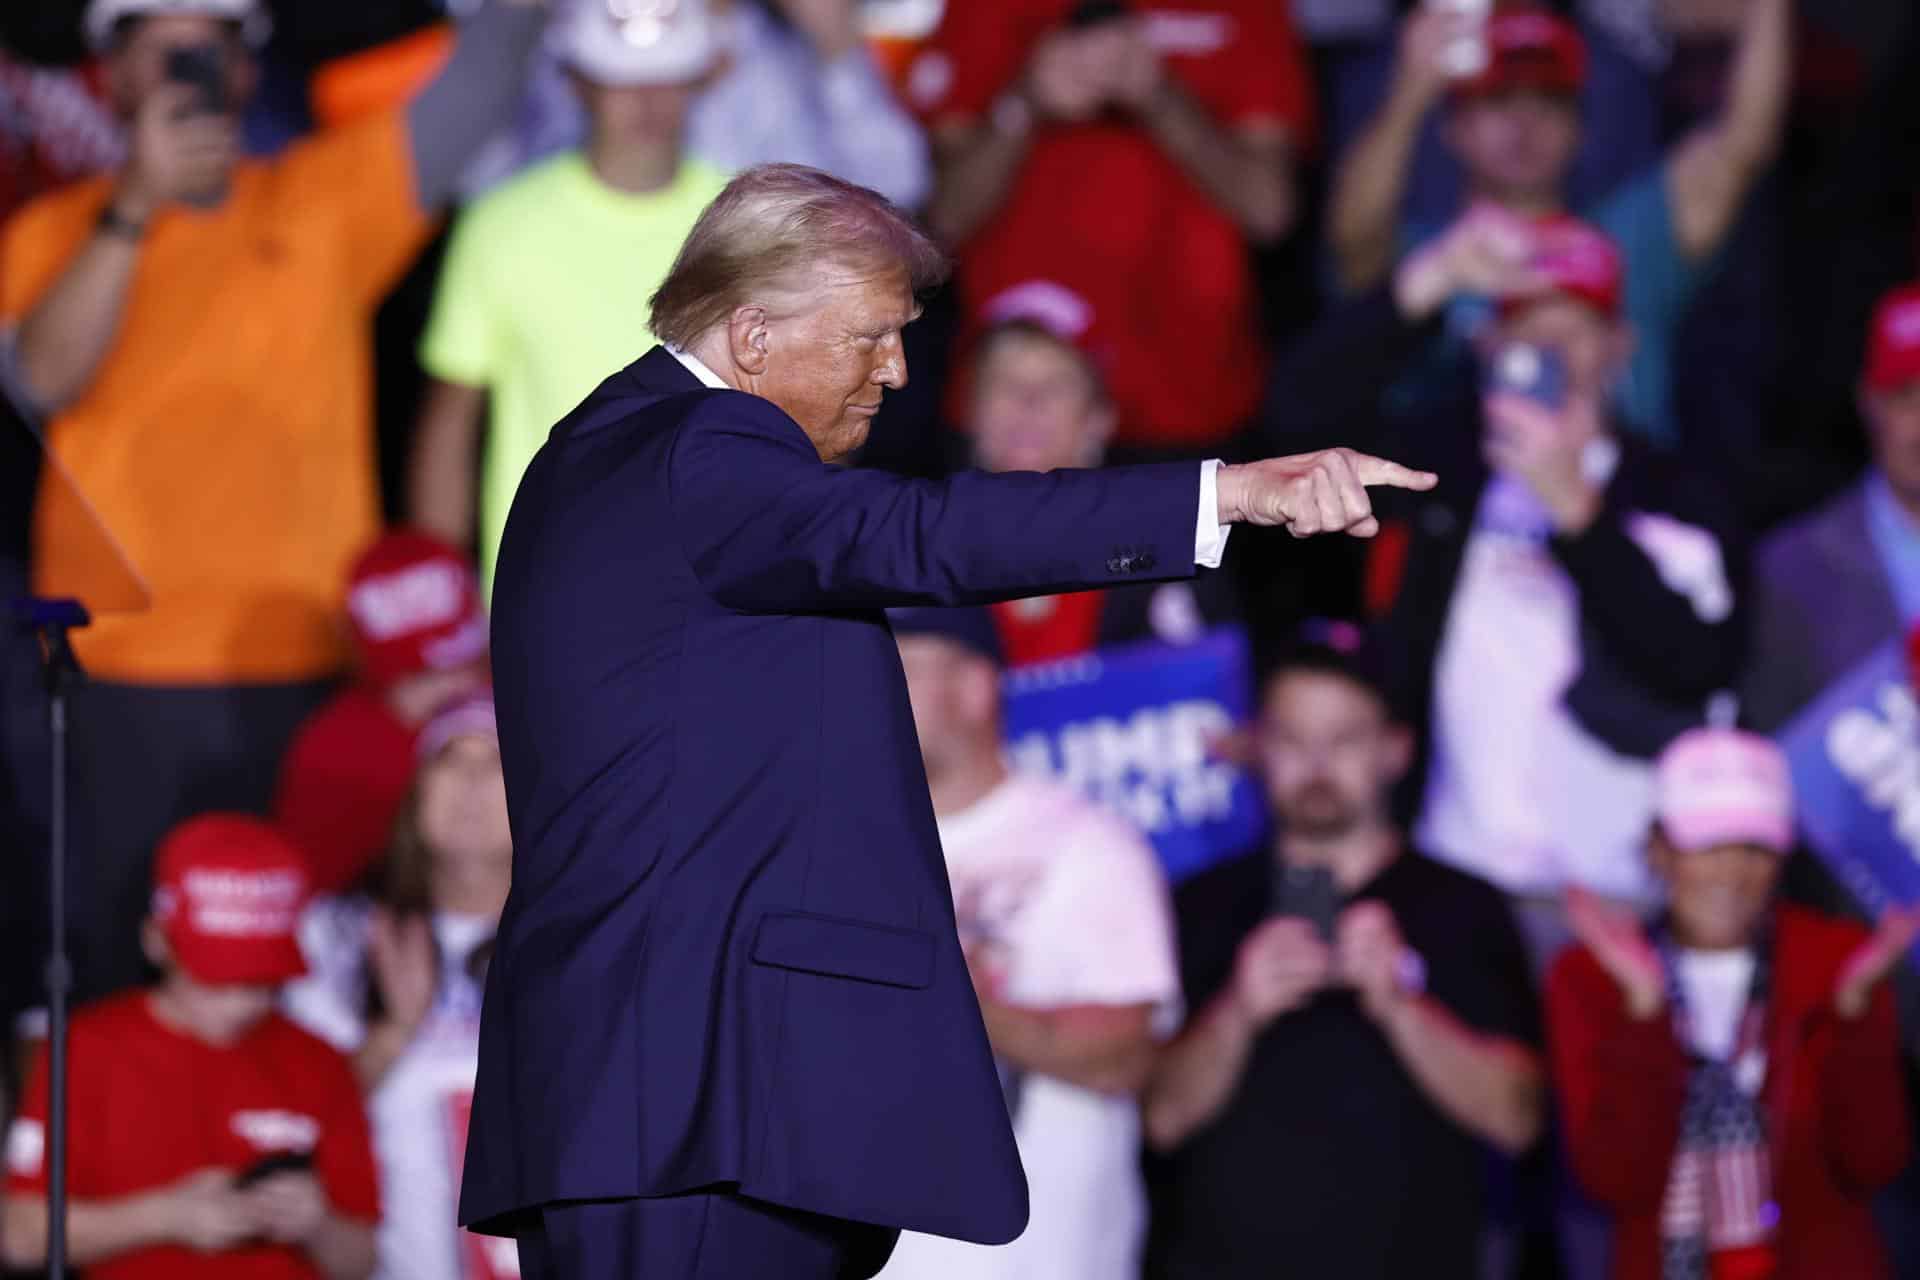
left=991, top=592, right=1108, bottom=666
left=274, top=686, right=420, bottom=894
left=909, top=0, right=1315, bottom=447
left=5, top=992, right=381, bottom=1280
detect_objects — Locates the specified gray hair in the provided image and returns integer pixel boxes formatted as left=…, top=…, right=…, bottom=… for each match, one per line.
left=648, top=164, right=948, bottom=349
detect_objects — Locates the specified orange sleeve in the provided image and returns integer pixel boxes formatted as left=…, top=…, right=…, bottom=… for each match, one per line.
left=0, top=183, right=111, bottom=326
left=280, top=108, right=436, bottom=304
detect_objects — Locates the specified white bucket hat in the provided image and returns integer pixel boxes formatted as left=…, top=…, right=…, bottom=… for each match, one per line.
left=85, top=0, right=272, bottom=52
left=551, top=0, right=721, bottom=87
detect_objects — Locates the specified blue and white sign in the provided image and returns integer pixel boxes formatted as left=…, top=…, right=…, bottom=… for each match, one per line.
left=1002, top=626, right=1265, bottom=884
left=1777, top=637, right=1920, bottom=969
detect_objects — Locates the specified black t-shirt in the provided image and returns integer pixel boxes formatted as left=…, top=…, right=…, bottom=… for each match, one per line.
left=1144, top=847, right=1540, bottom=1280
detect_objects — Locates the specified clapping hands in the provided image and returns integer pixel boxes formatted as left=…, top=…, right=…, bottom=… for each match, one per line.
left=1834, top=905, right=1920, bottom=1020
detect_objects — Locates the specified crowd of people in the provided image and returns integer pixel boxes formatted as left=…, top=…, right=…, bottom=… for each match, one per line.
left=1, top=0, right=1919, bottom=1277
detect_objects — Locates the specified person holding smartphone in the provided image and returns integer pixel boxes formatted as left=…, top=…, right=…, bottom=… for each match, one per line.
left=0, top=0, right=550, bottom=1015
left=1, top=815, right=380, bottom=1279
left=1259, top=207, right=1745, bottom=972
left=903, top=0, right=1316, bottom=453
left=1143, top=621, right=1542, bottom=1280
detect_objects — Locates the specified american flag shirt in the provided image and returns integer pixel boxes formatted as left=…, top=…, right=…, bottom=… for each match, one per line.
left=1655, top=919, right=1780, bottom=1280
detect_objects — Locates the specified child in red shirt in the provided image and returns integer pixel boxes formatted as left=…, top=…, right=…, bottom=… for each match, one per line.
left=3, top=815, right=381, bottom=1279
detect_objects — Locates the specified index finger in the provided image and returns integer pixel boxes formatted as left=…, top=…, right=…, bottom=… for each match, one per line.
left=1351, top=454, right=1438, bottom=492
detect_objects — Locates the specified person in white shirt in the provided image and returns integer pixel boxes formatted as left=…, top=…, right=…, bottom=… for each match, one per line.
left=285, top=693, right=517, bottom=1280
left=880, top=605, right=1180, bottom=1280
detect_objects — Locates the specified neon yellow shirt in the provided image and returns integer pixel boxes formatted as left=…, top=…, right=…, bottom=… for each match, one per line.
left=420, top=151, right=728, bottom=594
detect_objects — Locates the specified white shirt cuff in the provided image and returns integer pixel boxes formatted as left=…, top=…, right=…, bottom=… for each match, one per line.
left=1195, top=459, right=1232, bottom=569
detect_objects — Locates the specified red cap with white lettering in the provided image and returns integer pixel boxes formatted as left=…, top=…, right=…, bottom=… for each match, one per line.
left=345, top=529, right=488, bottom=689
left=151, top=815, right=310, bottom=986
left=1865, top=283, right=1920, bottom=393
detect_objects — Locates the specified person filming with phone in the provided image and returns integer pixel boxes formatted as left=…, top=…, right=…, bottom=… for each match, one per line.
left=1, top=815, right=380, bottom=1279
left=0, top=0, right=552, bottom=1012
left=1261, top=207, right=1745, bottom=969
left=1142, top=622, right=1542, bottom=1280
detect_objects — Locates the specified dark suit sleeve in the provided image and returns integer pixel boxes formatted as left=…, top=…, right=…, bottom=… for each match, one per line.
left=670, top=396, right=1205, bottom=613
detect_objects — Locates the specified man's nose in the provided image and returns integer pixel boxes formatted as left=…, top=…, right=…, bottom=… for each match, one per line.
left=874, top=349, right=907, bottom=391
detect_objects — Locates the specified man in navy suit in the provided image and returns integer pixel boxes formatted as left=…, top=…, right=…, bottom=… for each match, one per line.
left=458, top=162, right=1435, bottom=1280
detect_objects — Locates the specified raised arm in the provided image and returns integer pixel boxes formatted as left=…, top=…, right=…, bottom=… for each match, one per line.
left=1106, top=19, right=1301, bottom=243
left=1664, top=0, right=1793, bottom=260
left=403, top=0, right=550, bottom=211
left=770, top=0, right=932, bottom=209
left=10, top=84, right=225, bottom=412
left=1326, top=7, right=1469, bottom=292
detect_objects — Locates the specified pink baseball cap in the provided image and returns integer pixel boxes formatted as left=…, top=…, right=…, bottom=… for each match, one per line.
left=1654, top=728, right=1795, bottom=854
left=1864, top=282, right=1920, bottom=393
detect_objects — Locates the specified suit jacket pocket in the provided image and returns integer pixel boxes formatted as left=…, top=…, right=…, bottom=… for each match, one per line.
left=750, top=910, right=933, bottom=990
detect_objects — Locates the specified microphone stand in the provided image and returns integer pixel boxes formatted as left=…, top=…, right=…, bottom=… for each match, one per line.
left=13, top=597, right=89, bottom=1280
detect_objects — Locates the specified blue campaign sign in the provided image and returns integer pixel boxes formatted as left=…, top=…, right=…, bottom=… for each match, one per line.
left=1001, top=626, right=1265, bottom=884
left=1777, top=638, right=1920, bottom=968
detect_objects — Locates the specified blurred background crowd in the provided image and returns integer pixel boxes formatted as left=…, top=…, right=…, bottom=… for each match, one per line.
left=2, top=0, right=1920, bottom=1277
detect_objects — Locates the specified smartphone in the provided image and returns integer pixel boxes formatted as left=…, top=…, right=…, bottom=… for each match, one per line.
left=1484, top=341, right=1568, bottom=412
left=1273, top=864, right=1339, bottom=942
left=1065, top=0, right=1129, bottom=29
left=1425, top=0, right=1491, bottom=78
left=234, top=1149, right=314, bottom=1189
left=165, top=44, right=228, bottom=116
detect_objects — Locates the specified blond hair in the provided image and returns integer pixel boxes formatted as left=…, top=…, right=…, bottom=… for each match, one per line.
left=648, top=164, right=948, bottom=349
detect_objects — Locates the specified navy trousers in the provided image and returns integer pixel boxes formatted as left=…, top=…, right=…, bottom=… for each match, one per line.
left=515, top=1192, right=900, bottom=1280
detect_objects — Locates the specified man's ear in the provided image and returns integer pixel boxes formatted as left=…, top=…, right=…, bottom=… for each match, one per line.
left=140, top=919, right=171, bottom=971
left=960, top=654, right=1002, bottom=728
left=1646, top=825, right=1677, bottom=883
left=727, top=305, right=771, bottom=377
left=1082, top=400, right=1118, bottom=464
left=1381, top=723, right=1414, bottom=787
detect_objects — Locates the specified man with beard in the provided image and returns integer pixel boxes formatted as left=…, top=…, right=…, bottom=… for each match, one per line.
left=1141, top=621, right=1543, bottom=1280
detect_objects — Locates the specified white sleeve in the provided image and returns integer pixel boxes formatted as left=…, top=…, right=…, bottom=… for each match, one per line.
left=1196, top=459, right=1232, bottom=568
left=282, top=897, right=372, bottom=1054
left=1048, top=815, right=1184, bottom=1031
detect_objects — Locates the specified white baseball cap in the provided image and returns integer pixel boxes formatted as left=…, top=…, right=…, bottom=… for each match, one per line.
left=552, top=0, right=721, bottom=87
left=85, top=0, right=272, bottom=51
left=1654, top=728, right=1795, bottom=855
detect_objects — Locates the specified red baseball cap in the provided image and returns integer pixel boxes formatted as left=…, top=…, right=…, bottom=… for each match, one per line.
left=975, top=278, right=1113, bottom=377
left=1501, top=215, right=1624, bottom=320
left=1452, top=9, right=1587, bottom=101
left=1864, top=283, right=1920, bottom=393
left=346, top=530, right=488, bottom=688
left=151, top=815, right=310, bottom=986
